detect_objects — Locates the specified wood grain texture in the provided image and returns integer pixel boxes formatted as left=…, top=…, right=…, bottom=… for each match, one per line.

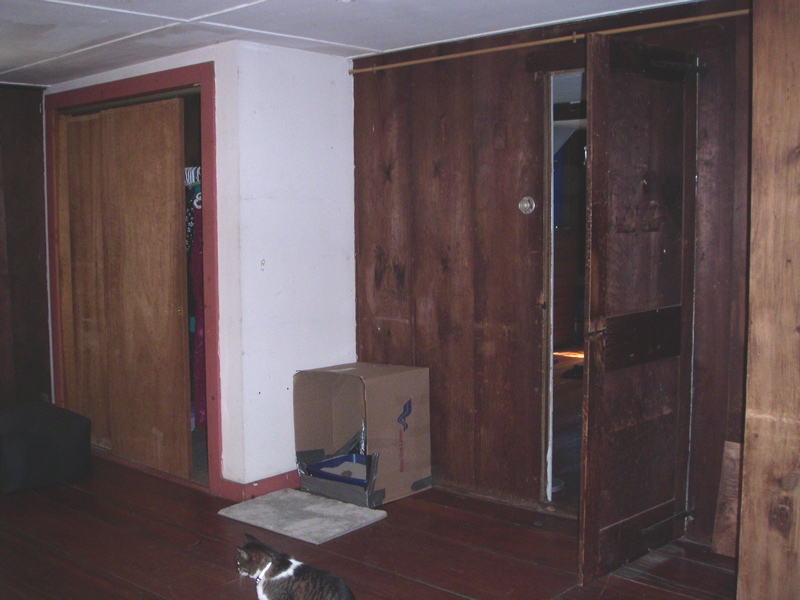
left=101, top=99, right=190, bottom=479
left=62, top=113, right=112, bottom=448
left=603, top=47, right=685, bottom=317
left=711, top=440, right=741, bottom=557
left=409, top=57, right=478, bottom=491
left=666, top=18, right=749, bottom=544
left=44, top=62, right=225, bottom=495
left=739, top=0, right=800, bottom=597
left=616, top=16, right=750, bottom=543
left=56, top=99, right=191, bottom=479
left=0, top=456, right=736, bottom=600
left=354, top=67, right=415, bottom=365
left=353, top=0, right=750, bottom=550
left=580, top=34, right=697, bottom=584
left=609, top=16, right=750, bottom=546
left=725, top=15, right=750, bottom=445
left=471, top=49, right=545, bottom=501
left=356, top=48, right=548, bottom=503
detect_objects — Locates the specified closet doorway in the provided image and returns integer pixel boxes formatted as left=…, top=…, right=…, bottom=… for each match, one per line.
left=47, top=65, right=217, bottom=489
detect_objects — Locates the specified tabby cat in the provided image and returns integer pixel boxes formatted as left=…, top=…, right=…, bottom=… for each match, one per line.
left=236, top=533, right=356, bottom=600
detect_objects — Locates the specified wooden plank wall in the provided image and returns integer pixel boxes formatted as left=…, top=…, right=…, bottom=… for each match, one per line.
left=356, top=42, right=547, bottom=502
left=354, top=0, right=750, bottom=528
left=0, top=86, right=49, bottom=410
left=738, top=0, right=800, bottom=597
left=636, top=14, right=751, bottom=545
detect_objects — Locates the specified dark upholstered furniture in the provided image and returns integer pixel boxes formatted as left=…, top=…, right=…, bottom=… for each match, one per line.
left=0, top=402, right=91, bottom=493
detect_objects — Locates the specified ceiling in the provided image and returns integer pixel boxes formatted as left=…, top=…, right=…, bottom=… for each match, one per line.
left=0, top=0, right=698, bottom=87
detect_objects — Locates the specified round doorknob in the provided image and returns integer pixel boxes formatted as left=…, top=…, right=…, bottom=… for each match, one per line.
left=518, top=196, right=536, bottom=214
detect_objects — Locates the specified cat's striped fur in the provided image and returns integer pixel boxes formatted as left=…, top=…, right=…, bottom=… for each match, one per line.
left=236, top=533, right=356, bottom=600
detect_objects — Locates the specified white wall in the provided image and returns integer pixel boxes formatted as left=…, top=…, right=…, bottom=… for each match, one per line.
left=45, top=40, right=356, bottom=485
left=237, top=43, right=355, bottom=483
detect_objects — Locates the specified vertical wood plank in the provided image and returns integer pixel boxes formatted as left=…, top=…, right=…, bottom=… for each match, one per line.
left=63, top=113, right=112, bottom=448
left=0, top=86, right=48, bottom=408
left=711, top=440, right=741, bottom=557
left=739, top=0, right=800, bottom=597
left=54, top=112, right=77, bottom=416
left=354, top=68, right=415, bottom=365
left=725, top=14, right=750, bottom=445
left=580, top=33, right=611, bottom=581
left=410, top=58, right=477, bottom=490
left=471, top=49, right=546, bottom=501
left=687, top=36, right=737, bottom=545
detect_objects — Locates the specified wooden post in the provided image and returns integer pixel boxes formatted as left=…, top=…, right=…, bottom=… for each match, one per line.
left=739, top=0, right=800, bottom=597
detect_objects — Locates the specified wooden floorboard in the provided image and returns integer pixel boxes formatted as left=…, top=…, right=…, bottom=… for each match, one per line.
left=421, top=487, right=579, bottom=537
left=325, top=519, right=576, bottom=600
left=611, top=544, right=737, bottom=600
left=377, top=495, right=578, bottom=573
left=0, top=457, right=736, bottom=600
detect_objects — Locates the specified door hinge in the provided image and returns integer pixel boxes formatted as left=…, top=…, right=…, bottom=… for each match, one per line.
left=585, top=317, right=607, bottom=339
left=585, top=328, right=606, bottom=340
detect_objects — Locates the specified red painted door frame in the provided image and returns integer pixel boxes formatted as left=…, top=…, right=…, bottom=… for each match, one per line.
left=45, top=62, right=226, bottom=496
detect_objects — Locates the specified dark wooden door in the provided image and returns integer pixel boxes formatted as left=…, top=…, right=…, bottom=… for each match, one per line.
left=468, top=52, right=547, bottom=502
left=579, top=34, right=697, bottom=583
left=355, top=49, right=547, bottom=503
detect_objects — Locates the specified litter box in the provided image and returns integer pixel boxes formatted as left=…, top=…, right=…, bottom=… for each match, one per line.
left=308, top=454, right=369, bottom=489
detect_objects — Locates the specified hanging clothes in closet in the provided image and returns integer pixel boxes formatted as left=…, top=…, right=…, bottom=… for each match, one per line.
left=185, top=166, right=206, bottom=429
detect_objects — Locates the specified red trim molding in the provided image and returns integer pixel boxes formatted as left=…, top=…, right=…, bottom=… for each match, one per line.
left=217, top=471, right=301, bottom=503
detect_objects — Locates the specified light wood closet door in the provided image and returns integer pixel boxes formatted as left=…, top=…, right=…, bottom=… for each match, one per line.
left=58, top=98, right=191, bottom=479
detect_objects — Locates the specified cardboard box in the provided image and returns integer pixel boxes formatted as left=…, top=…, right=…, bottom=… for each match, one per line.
left=293, top=363, right=431, bottom=506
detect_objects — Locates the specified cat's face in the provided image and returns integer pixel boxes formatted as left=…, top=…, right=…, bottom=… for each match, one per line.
left=236, top=534, right=274, bottom=578
left=236, top=547, right=261, bottom=577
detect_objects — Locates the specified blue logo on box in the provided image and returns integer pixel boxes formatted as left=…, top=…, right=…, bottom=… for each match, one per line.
left=397, top=399, right=412, bottom=431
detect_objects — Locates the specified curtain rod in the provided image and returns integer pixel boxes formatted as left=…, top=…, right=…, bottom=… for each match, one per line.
left=349, top=8, right=750, bottom=75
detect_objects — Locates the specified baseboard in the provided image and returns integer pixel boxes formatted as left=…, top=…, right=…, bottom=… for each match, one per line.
left=91, top=447, right=299, bottom=502
left=215, top=470, right=300, bottom=502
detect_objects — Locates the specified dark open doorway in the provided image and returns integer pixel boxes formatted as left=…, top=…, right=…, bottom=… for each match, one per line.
left=546, top=70, right=587, bottom=515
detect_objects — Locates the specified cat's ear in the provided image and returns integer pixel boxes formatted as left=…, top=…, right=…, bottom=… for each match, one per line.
left=244, top=533, right=260, bottom=545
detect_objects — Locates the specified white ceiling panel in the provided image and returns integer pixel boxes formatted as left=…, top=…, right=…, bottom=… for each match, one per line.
left=47, top=0, right=257, bottom=20
left=0, top=0, right=173, bottom=73
left=0, top=0, right=701, bottom=86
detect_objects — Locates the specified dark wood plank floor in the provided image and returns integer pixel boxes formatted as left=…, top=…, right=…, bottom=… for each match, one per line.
left=0, top=457, right=736, bottom=599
